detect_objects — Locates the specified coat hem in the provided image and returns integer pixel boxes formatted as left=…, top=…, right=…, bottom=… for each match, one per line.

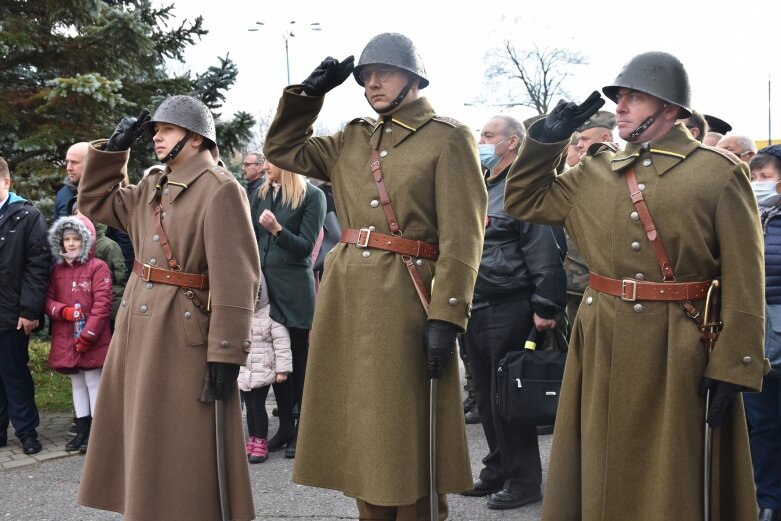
left=292, top=476, right=471, bottom=507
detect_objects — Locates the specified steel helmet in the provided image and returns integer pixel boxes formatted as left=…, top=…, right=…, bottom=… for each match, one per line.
left=147, top=95, right=217, bottom=148
left=602, top=51, right=692, bottom=118
left=353, top=32, right=429, bottom=89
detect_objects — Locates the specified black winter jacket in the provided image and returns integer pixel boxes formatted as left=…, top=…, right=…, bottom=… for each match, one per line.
left=0, top=194, right=52, bottom=330
left=472, top=169, right=566, bottom=318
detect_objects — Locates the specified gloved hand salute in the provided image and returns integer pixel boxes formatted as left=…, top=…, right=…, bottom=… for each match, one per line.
left=105, top=108, right=151, bottom=151
left=699, top=376, right=741, bottom=428
left=424, top=320, right=459, bottom=379
left=301, top=55, right=355, bottom=97
left=539, top=91, right=605, bottom=143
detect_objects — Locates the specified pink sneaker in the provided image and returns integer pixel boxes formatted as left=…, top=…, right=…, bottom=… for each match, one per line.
left=245, top=436, right=256, bottom=458
left=249, top=437, right=268, bottom=464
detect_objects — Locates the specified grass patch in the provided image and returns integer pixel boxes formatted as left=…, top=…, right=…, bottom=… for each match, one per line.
left=28, top=338, right=73, bottom=413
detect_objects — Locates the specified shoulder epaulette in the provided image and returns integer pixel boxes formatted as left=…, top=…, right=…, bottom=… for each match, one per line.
left=349, top=117, right=376, bottom=126
left=698, top=144, right=739, bottom=165
left=432, top=116, right=461, bottom=128
left=208, top=164, right=235, bottom=183
left=587, top=142, right=620, bottom=156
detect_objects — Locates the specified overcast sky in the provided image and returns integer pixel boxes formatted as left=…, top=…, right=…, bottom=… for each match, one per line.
left=163, top=0, right=779, bottom=145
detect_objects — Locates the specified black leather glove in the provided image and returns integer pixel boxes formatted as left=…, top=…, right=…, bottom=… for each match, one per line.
left=539, top=91, right=605, bottom=143
left=699, top=377, right=740, bottom=428
left=209, top=362, right=240, bottom=401
left=424, top=320, right=458, bottom=379
left=105, top=108, right=151, bottom=151
left=301, top=55, right=355, bottom=97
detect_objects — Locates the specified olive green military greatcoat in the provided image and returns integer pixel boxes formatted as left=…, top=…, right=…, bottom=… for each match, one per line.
left=504, top=122, right=765, bottom=521
left=265, top=90, right=487, bottom=506
left=76, top=145, right=259, bottom=521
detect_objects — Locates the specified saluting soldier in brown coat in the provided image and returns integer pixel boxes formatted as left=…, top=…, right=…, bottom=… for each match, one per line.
left=504, top=52, right=766, bottom=520
left=76, top=96, right=259, bottom=521
left=264, top=33, right=487, bottom=520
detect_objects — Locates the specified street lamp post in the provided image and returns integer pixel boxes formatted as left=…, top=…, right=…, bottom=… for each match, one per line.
left=248, top=20, right=321, bottom=85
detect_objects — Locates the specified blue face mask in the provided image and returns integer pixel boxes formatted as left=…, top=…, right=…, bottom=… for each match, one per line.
left=751, top=180, right=781, bottom=207
left=478, top=137, right=509, bottom=170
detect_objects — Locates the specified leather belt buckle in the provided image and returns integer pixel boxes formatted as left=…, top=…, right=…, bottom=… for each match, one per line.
left=621, top=279, right=638, bottom=301
left=356, top=228, right=372, bottom=248
left=140, top=263, right=153, bottom=282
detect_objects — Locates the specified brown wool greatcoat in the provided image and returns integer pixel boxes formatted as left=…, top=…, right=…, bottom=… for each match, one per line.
left=504, top=122, right=766, bottom=521
left=76, top=145, right=259, bottom=521
left=264, top=90, right=487, bottom=506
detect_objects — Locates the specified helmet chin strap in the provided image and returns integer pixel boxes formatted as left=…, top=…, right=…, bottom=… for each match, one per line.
left=161, top=132, right=192, bottom=163
left=368, top=78, right=415, bottom=116
left=627, top=104, right=668, bottom=142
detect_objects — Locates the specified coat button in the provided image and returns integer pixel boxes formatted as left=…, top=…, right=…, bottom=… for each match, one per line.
left=633, top=304, right=643, bottom=313
left=635, top=273, right=645, bottom=280
left=362, top=250, right=371, bottom=257
left=642, top=158, right=652, bottom=167
left=121, top=299, right=127, bottom=307
left=448, top=298, right=458, bottom=306
left=162, top=211, right=167, bottom=219
left=638, top=183, right=646, bottom=191
left=184, top=311, right=192, bottom=319
left=631, top=242, right=641, bottom=251
left=243, top=339, right=252, bottom=351
left=139, top=305, right=148, bottom=313
left=742, top=356, right=753, bottom=364
left=385, top=127, right=392, bottom=133
left=380, top=150, right=388, bottom=158
left=368, top=225, right=376, bottom=231
left=220, top=340, right=230, bottom=348
left=153, top=234, right=160, bottom=242
left=146, top=282, right=153, bottom=290
left=630, top=211, right=640, bottom=221
left=416, top=259, right=424, bottom=267
left=586, top=296, right=593, bottom=305
left=370, top=199, right=379, bottom=208
left=149, top=258, right=157, bottom=266
left=164, top=187, right=170, bottom=194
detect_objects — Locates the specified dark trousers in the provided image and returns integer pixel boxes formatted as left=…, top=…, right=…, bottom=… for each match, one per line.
left=463, top=299, right=542, bottom=493
left=744, top=374, right=781, bottom=510
left=242, top=385, right=272, bottom=439
left=0, top=329, right=40, bottom=441
left=275, top=327, right=308, bottom=427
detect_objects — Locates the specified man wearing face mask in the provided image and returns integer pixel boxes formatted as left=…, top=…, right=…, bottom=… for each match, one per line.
left=504, top=51, right=766, bottom=520
left=264, top=33, right=487, bottom=519
left=460, top=115, right=566, bottom=510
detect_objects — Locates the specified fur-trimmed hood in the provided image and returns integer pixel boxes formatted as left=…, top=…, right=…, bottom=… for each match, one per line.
left=48, top=214, right=96, bottom=264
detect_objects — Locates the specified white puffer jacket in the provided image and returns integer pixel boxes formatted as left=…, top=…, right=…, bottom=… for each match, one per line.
left=238, top=272, right=292, bottom=391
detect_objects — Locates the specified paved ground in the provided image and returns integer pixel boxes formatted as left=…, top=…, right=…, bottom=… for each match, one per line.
left=1, top=373, right=550, bottom=520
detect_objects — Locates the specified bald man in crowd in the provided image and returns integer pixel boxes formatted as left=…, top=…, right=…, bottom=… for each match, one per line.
left=55, top=142, right=89, bottom=218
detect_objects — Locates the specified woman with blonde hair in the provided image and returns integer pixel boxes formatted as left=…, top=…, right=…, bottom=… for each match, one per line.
left=250, top=162, right=325, bottom=458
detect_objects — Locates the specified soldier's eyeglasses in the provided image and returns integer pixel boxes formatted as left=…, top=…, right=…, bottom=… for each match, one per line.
left=358, top=68, right=397, bottom=84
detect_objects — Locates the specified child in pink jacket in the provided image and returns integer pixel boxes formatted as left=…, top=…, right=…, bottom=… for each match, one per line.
left=238, top=272, right=292, bottom=463
left=45, top=214, right=112, bottom=453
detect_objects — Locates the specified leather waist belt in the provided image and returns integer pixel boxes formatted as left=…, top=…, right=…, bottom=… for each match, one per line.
left=133, top=259, right=210, bottom=290
left=339, top=228, right=439, bottom=260
left=588, top=272, right=711, bottom=302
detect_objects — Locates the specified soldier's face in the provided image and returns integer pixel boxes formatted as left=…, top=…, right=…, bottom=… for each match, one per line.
left=152, top=123, right=188, bottom=161
left=362, top=65, right=418, bottom=114
left=615, top=88, right=675, bottom=142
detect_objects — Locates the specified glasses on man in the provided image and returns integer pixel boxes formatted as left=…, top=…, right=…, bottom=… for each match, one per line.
left=358, top=68, right=397, bottom=84
left=242, top=162, right=262, bottom=166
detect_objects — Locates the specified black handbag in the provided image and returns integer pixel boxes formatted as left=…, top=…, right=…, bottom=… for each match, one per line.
left=496, top=327, right=568, bottom=426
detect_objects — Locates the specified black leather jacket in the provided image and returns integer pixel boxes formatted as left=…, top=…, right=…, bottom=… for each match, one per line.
left=471, top=168, right=566, bottom=318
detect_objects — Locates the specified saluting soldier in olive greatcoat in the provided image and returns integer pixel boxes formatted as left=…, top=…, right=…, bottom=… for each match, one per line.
left=504, top=52, right=766, bottom=521
left=264, top=33, right=487, bottom=519
left=77, top=96, right=259, bottom=521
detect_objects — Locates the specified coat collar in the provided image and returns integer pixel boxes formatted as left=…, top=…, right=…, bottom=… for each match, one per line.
left=147, top=153, right=216, bottom=204
left=610, top=122, right=700, bottom=176
left=370, top=97, right=435, bottom=149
